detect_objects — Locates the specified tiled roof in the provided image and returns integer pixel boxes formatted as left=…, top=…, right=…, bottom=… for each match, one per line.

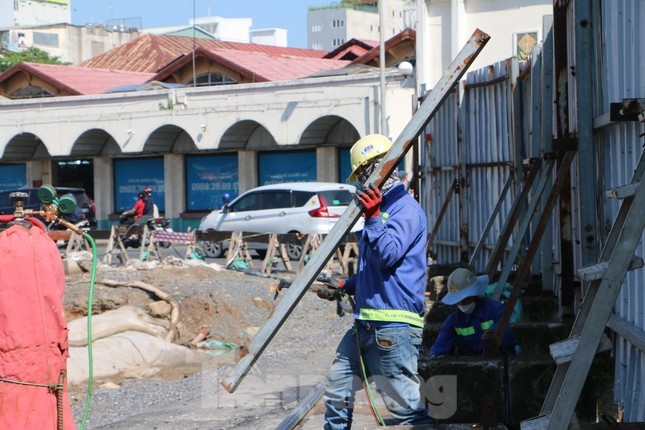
left=0, top=63, right=155, bottom=95
left=156, top=48, right=351, bottom=82
left=350, top=28, right=416, bottom=66
left=80, top=34, right=329, bottom=73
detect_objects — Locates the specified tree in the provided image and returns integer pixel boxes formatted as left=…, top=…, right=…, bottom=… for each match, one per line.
left=0, top=47, right=69, bottom=73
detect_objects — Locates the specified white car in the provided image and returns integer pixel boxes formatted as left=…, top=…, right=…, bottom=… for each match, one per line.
left=198, top=182, right=363, bottom=259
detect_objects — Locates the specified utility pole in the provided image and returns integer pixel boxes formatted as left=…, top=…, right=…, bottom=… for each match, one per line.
left=379, top=0, right=387, bottom=136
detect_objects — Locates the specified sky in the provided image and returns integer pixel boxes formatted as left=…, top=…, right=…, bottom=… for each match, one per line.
left=72, top=1, right=335, bottom=49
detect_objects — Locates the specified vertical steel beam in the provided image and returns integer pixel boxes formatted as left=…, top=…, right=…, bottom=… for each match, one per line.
left=540, top=15, right=555, bottom=294
left=221, top=29, right=491, bottom=393
left=457, top=83, right=469, bottom=264
left=553, top=0, right=576, bottom=315
left=574, top=0, right=599, bottom=272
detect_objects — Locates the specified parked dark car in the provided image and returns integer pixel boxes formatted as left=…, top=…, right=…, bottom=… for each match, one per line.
left=0, top=187, right=97, bottom=228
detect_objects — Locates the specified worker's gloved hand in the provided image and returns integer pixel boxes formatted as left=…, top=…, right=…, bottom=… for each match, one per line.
left=317, top=276, right=344, bottom=290
left=356, top=183, right=382, bottom=218
left=316, top=277, right=345, bottom=301
left=317, top=286, right=343, bottom=301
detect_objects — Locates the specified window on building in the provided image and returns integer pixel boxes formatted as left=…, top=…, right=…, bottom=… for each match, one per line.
left=312, top=42, right=323, bottom=50
left=312, top=23, right=322, bottom=32
left=187, top=73, right=237, bottom=87
left=332, top=38, right=345, bottom=47
left=10, top=86, right=55, bottom=99
left=13, top=0, right=18, bottom=10
left=33, top=32, right=59, bottom=47
left=331, top=19, right=345, bottom=28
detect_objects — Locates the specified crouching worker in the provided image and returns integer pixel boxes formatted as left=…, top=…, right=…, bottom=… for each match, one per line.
left=317, top=134, right=431, bottom=430
left=429, top=268, right=519, bottom=358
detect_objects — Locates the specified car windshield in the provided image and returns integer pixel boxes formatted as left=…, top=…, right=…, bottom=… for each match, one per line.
left=318, top=190, right=354, bottom=206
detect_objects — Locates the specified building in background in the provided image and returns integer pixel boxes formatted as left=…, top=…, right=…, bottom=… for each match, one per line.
left=307, top=0, right=416, bottom=51
left=251, top=28, right=287, bottom=47
left=415, top=0, right=552, bottom=91
left=0, top=24, right=140, bottom=65
left=0, top=0, right=71, bottom=27
left=145, top=15, right=288, bottom=47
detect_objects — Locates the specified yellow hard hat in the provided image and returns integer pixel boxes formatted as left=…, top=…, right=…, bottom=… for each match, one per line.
left=348, top=134, right=393, bottom=182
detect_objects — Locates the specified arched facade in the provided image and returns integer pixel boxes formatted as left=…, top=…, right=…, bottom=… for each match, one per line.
left=0, top=71, right=414, bottom=229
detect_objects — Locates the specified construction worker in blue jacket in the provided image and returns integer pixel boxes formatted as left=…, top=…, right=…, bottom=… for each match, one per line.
left=429, top=268, right=519, bottom=357
left=317, top=134, right=431, bottom=429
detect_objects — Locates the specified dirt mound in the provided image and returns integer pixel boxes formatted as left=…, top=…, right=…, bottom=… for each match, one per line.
left=63, top=264, right=278, bottom=347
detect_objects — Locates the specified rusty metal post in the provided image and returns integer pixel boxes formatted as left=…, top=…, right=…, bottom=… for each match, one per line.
left=221, top=29, right=491, bottom=393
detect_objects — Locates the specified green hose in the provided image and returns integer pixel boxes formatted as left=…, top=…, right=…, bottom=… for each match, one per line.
left=78, top=233, right=97, bottom=430
left=344, top=292, right=386, bottom=426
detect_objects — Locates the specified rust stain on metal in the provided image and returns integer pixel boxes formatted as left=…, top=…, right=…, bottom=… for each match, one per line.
left=237, top=346, right=251, bottom=359
left=222, top=381, right=234, bottom=392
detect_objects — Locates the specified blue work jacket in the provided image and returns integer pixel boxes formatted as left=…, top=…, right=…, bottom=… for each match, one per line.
left=429, top=298, right=518, bottom=356
left=343, top=183, right=427, bottom=328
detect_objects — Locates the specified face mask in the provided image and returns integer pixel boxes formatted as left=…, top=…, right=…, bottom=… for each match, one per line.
left=457, top=301, right=476, bottom=314
left=357, top=159, right=399, bottom=193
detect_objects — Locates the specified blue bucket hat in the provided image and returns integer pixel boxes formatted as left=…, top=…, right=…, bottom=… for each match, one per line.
left=442, top=268, right=489, bottom=305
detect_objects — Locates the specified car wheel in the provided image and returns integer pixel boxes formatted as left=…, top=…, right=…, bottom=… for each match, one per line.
left=202, top=241, right=223, bottom=258
left=287, top=242, right=303, bottom=260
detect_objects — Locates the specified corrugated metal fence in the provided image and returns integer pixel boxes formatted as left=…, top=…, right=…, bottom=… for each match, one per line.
left=600, top=0, right=645, bottom=422
left=420, top=0, right=644, bottom=421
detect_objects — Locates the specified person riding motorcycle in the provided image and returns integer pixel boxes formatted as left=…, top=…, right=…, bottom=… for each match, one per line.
left=143, top=187, right=155, bottom=217
left=120, top=192, right=147, bottom=248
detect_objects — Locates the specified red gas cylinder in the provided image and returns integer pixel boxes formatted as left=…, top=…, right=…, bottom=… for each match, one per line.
left=0, top=224, right=75, bottom=429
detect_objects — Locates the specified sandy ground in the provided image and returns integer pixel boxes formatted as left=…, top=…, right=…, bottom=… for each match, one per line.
left=64, top=258, right=354, bottom=429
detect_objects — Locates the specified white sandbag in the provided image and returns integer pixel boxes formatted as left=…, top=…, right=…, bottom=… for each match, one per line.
left=68, top=305, right=169, bottom=347
left=67, top=331, right=220, bottom=386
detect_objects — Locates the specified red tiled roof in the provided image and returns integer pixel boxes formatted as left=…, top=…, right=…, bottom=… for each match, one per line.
left=0, top=62, right=155, bottom=95
left=151, top=46, right=351, bottom=83
left=206, top=48, right=350, bottom=81
left=350, top=28, right=416, bottom=66
left=80, top=34, right=329, bottom=73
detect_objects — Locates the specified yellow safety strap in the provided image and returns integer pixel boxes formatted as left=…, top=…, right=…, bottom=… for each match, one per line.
left=358, top=308, right=425, bottom=328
